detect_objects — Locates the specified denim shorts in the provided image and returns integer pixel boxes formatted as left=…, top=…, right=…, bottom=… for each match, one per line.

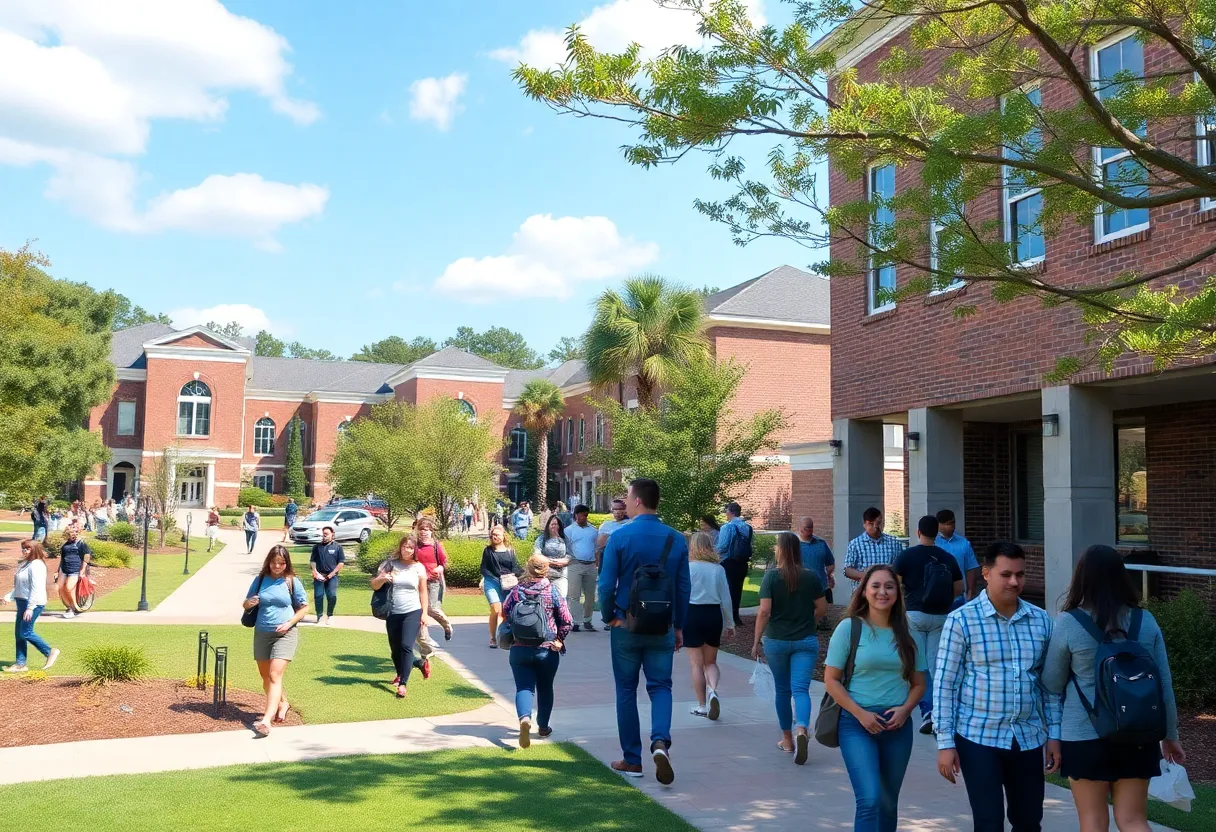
left=483, top=576, right=503, bottom=605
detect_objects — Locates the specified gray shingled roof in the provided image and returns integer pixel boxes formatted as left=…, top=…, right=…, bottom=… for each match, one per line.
left=703, top=265, right=830, bottom=326
left=110, top=323, right=176, bottom=369
left=249, top=356, right=403, bottom=394
left=408, top=346, right=507, bottom=373
left=503, top=368, right=555, bottom=399
left=549, top=359, right=589, bottom=388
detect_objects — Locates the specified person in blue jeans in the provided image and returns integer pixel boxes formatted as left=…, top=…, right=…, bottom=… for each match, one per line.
left=2, top=541, right=60, bottom=672
left=824, top=564, right=926, bottom=832
left=598, top=477, right=690, bottom=785
left=501, top=554, right=573, bottom=748
left=309, top=526, right=345, bottom=625
left=752, top=531, right=827, bottom=764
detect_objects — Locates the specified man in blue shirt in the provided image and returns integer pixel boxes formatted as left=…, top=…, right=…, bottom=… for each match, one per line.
left=598, top=478, right=690, bottom=785
left=796, top=515, right=835, bottom=605
left=563, top=504, right=600, bottom=632
left=509, top=501, right=533, bottom=539
left=282, top=497, right=299, bottom=542
left=714, top=501, right=753, bottom=624
left=934, top=509, right=980, bottom=608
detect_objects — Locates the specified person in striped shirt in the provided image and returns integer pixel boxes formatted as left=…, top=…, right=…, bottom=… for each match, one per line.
left=844, top=507, right=904, bottom=598
left=932, top=540, right=1062, bottom=832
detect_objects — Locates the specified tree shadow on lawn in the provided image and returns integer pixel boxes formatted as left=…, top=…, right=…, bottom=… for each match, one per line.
left=315, top=654, right=487, bottom=700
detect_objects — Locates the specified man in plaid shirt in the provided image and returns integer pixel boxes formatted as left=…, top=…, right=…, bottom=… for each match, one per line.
left=932, top=540, right=1062, bottom=832
left=844, top=507, right=903, bottom=597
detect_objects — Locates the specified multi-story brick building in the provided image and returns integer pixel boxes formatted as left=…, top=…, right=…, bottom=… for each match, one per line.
left=818, top=14, right=1216, bottom=605
left=88, top=265, right=880, bottom=528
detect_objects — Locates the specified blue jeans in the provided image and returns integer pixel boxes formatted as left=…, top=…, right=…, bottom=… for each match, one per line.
left=609, top=625, right=674, bottom=765
left=13, top=599, right=51, bottom=666
left=244, top=530, right=257, bottom=552
left=762, top=634, right=818, bottom=731
left=313, top=576, right=339, bottom=617
left=838, top=707, right=914, bottom=832
left=509, top=646, right=561, bottom=727
left=906, top=610, right=946, bottom=718
left=32, top=525, right=46, bottom=542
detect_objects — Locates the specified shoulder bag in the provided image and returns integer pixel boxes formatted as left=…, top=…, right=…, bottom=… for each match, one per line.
left=814, top=616, right=863, bottom=748
left=241, top=576, right=265, bottom=627
left=371, top=562, right=394, bottom=620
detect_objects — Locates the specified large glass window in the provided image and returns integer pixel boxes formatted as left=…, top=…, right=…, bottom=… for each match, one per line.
left=117, top=401, right=136, bottom=436
left=507, top=479, right=525, bottom=504
left=566, top=418, right=574, bottom=455
left=254, top=417, right=275, bottom=455
left=1003, top=86, right=1046, bottom=264
left=1013, top=431, right=1044, bottom=543
left=253, top=473, right=274, bottom=493
left=176, top=380, right=211, bottom=437
left=509, top=427, right=527, bottom=461
left=1116, top=424, right=1148, bottom=544
left=578, top=417, right=586, bottom=452
left=457, top=399, right=476, bottom=423
left=1092, top=35, right=1150, bottom=241
left=867, top=163, right=897, bottom=313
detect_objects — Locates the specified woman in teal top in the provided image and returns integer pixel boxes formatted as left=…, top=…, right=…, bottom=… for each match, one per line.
left=243, top=545, right=309, bottom=737
left=824, top=564, right=926, bottom=832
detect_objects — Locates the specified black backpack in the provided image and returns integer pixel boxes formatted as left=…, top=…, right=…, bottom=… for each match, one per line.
left=1068, top=608, right=1167, bottom=745
left=626, top=534, right=676, bottom=635
left=920, top=554, right=956, bottom=614
left=508, top=584, right=560, bottom=643
left=729, top=523, right=754, bottom=563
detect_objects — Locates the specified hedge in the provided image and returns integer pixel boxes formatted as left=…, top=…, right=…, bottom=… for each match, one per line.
left=237, top=487, right=276, bottom=507
left=219, top=507, right=287, bottom=517
left=106, top=521, right=138, bottom=546
left=89, top=540, right=134, bottom=568
left=357, top=531, right=531, bottom=588
left=1145, top=589, right=1216, bottom=708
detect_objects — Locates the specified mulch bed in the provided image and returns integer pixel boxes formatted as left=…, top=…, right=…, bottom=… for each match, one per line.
left=0, top=676, right=301, bottom=747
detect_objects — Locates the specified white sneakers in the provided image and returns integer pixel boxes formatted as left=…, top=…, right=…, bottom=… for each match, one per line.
left=707, top=689, right=721, bottom=721
left=3, top=664, right=27, bottom=673
left=62, top=610, right=75, bottom=619
left=690, top=704, right=709, bottom=717
left=44, top=648, right=60, bottom=670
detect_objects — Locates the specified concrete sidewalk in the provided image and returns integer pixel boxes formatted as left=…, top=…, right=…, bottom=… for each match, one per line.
left=150, top=514, right=271, bottom=619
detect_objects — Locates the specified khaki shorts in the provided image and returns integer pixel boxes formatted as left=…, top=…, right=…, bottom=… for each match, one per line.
left=253, top=627, right=299, bottom=662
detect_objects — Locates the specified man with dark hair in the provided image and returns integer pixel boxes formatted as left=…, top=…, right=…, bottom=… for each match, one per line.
left=844, top=507, right=903, bottom=596
left=714, top=501, right=753, bottom=623
left=934, top=541, right=1061, bottom=832
left=565, top=504, right=600, bottom=632
left=894, top=515, right=963, bottom=735
left=934, top=509, right=980, bottom=607
left=597, top=477, right=691, bottom=785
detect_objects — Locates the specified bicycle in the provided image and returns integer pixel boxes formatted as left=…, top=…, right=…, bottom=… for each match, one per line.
left=75, top=565, right=96, bottom=613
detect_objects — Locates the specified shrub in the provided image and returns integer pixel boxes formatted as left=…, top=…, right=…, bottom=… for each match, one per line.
left=89, top=540, right=133, bottom=568
left=753, top=533, right=777, bottom=566
left=587, top=513, right=613, bottom=527
left=219, top=507, right=286, bottom=517
left=21, top=669, right=48, bottom=683
left=226, top=516, right=240, bottom=527
left=106, top=521, right=138, bottom=545
left=42, top=531, right=64, bottom=557
left=357, top=531, right=404, bottom=573
left=183, top=673, right=214, bottom=688
left=237, top=487, right=276, bottom=508
left=1145, top=589, right=1216, bottom=708
left=162, top=529, right=183, bottom=547
left=80, top=645, right=151, bottom=683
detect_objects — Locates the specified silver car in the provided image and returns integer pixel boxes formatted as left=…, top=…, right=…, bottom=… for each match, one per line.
left=290, top=508, right=375, bottom=544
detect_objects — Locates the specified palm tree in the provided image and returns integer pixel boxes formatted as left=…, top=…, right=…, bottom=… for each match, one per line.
left=513, top=379, right=565, bottom=510
left=584, top=274, right=709, bottom=409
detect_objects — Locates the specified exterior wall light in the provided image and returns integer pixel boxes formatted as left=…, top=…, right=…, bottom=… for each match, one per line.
left=828, top=439, right=843, bottom=457
left=906, top=431, right=921, bottom=452
left=1042, top=414, right=1060, bottom=437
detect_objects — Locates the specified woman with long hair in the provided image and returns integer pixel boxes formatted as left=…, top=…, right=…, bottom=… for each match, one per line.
left=824, top=564, right=926, bottom=830
left=2, top=541, right=60, bottom=672
left=370, top=535, right=431, bottom=698
left=533, top=514, right=570, bottom=597
left=699, top=515, right=721, bottom=546
left=242, top=544, right=308, bottom=737
left=502, top=554, right=573, bottom=748
left=1042, top=545, right=1183, bottom=832
left=480, top=524, right=523, bottom=647
left=752, top=531, right=827, bottom=761
left=685, top=532, right=734, bottom=720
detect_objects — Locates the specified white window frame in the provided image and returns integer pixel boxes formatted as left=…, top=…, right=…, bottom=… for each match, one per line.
left=176, top=380, right=211, bottom=437
left=566, top=418, right=574, bottom=455
left=457, top=399, right=476, bottom=423
left=928, top=204, right=966, bottom=294
left=254, top=417, right=275, bottom=455
left=116, top=401, right=136, bottom=436
left=1090, top=31, right=1151, bottom=244
left=509, top=426, right=528, bottom=461
left=1196, top=39, right=1216, bottom=211
left=1001, top=85, right=1046, bottom=268
left=253, top=473, right=274, bottom=493
left=578, top=417, right=586, bottom=452
left=595, top=412, right=604, bottom=446
left=866, top=163, right=897, bottom=313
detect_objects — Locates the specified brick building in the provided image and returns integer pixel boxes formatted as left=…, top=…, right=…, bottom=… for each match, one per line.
left=818, top=14, right=1216, bottom=605
left=87, top=265, right=880, bottom=527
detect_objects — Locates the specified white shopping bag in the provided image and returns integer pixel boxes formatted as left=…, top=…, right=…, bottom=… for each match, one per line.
left=749, top=660, right=775, bottom=701
left=1148, top=762, right=1196, bottom=812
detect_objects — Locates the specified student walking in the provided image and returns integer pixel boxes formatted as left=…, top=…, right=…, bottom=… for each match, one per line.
left=282, top=497, right=299, bottom=542
left=534, top=515, right=571, bottom=597
left=893, top=515, right=963, bottom=736
left=462, top=499, right=474, bottom=533
left=797, top=516, right=836, bottom=604
left=753, top=532, right=827, bottom=762
left=563, top=505, right=599, bottom=631
left=844, top=507, right=904, bottom=597
left=414, top=518, right=454, bottom=642
left=933, top=541, right=1061, bottom=832
left=698, top=515, right=721, bottom=545
left=31, top=497, right=48, bottom=542
left=205, top=506, right=220, bottom=551
left=503, top=554, right=573, bottom=748
left=1042, top=544, right=1184, bottom=832
left=370, top=535, right=431, bottom=698
left=2, top=541, right=60, bottom=673
left=597, top=478, right=691, bottom=785
left=509, top=501, right=533, bottom=540
left=55, top=525, right=92, bottom=618
left=685, top=532, right=734, bottom=720
left=934, top=509, right=980, bottom=607
left=309, top=527, right=344, bottom=625
left=715, top=502, right=753, bottom=626
left=242, top=505, right=260, bottom=554
left=242, top=545, right=309, bottom=737
left=824, top=564, right=926, bottom=831
left=481, top=524, right=523, bottom=648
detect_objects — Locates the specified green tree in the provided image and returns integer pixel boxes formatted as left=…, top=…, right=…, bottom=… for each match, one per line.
left=351, top=335, right=438, bottom=365
left=587, top=358, right=787, bottom=532
left=513, top=379, right=566, bottom=510
left=547, top=335, right=585, bottom=364
left=204, top=320, right=245, bottom=341
left=584, top=275, right=709, bottom=408
left=328, top=409, right=411, bottom=530
left=284, top=418, right=306, bottom=499
left=445, top=326, right=545, bottom=369
left=255, top=330, right=286, bottom=357
left=0, top=246, right=111, bottom=500
left=516, top=1, right=1216, bottom=376
left=287, top=342, right=339, bottom=361
left=110, top=293, right=170, bottom=330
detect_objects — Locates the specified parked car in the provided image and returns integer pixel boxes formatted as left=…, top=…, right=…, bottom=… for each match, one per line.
left=290, top=508, right=375, bottom=544
left=331, top=498, right=389, bottom=520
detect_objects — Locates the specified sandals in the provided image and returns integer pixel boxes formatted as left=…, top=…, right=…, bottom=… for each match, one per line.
left=252, top=721, right=271, bottom=738
left=776, top=740, right=794, bottom=753
left=273, top=701, right=290, bottom=724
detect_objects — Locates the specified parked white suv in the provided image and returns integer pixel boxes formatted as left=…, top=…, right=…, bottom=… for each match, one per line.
left=290, top=508, right=375, bottom=544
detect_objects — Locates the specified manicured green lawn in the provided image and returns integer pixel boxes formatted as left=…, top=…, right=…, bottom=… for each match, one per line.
left=90, top=542, right=222, bottom=612
left=1047, top=773, right=1215, bottom=832
left=7, top=623, right=488, bottom=723
left=742, top=565, right=765, bottom=609
left=0, top=520, right=34, bottom=533
left=0, top=744, right=694, bottom=832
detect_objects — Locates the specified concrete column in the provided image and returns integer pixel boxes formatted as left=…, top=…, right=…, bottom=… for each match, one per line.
left=205, top=460, right=216, bottom=509
left=907, top=407, right=966, bottom=535
left=1042, top=385, right=1115, bottom=611
left=832, top=418, right=885, bottom=556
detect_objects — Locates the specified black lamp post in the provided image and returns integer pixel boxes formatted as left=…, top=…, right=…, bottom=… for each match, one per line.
left=183, top=511, right=191, bottom=575
left=137, top=495, right=150, bottom=612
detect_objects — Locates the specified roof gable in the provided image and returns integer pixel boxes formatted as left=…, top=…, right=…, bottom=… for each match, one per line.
left=143, top=324, right=250, bottom=353
left=704, top=265, right=830, bottom=329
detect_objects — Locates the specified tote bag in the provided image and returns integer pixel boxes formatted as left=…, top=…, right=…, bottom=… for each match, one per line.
left=814, top=616, right=862, bottom=748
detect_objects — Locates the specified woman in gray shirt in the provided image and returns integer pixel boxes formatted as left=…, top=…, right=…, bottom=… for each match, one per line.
left=533, top=515, right=570, bottom=597
left=1042, top=545, right=1185, bottom=831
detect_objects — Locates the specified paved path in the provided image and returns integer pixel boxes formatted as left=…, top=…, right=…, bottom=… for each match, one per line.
left=150, top=511, right=275, bottom=619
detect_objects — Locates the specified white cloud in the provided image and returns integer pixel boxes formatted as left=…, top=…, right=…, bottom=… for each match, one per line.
left=167, top=303, right=288, bottom=336
left=408, top=73, right=467, bottom=131
left=491, top=0, right=766, bottom=68
left=434, top=214, right=659, bottom=301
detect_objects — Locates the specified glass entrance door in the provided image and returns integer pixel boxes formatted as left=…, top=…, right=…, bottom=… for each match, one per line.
left=178, top=467, right=205, bottom=506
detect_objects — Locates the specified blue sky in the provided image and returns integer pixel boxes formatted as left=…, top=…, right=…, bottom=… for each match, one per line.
left=0, top=0, right=799, bottom=360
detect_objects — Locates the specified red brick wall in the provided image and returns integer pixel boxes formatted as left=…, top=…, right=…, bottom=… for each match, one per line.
left=160, top=332, right=233, bottom=350
left=243, top=399, right=307, bottom=467
left=741, top=464, right=794, bottom=529
left=791, top=468, right=834, bottom=541
left=142, top=358, right=246, bottom=454
left=88, top=380, right=146, bottom=449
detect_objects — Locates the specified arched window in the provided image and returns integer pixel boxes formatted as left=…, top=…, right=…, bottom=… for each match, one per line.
left=254, top=417, right=275, bottom=455
left=457, top=399, right=476, bottom=422
left=509, top=426, right=528, bottom=461
left=177, top=380, right=211, bottom=437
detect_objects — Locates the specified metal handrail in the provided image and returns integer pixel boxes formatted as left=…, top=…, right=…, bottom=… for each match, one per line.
left=1123, top=563, right=1216, bottom=600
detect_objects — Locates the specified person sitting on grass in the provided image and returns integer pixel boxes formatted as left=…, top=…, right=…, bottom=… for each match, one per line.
left=2, top=541, right=61, bottom=673
left=242, top=545, right=309, bottom=737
